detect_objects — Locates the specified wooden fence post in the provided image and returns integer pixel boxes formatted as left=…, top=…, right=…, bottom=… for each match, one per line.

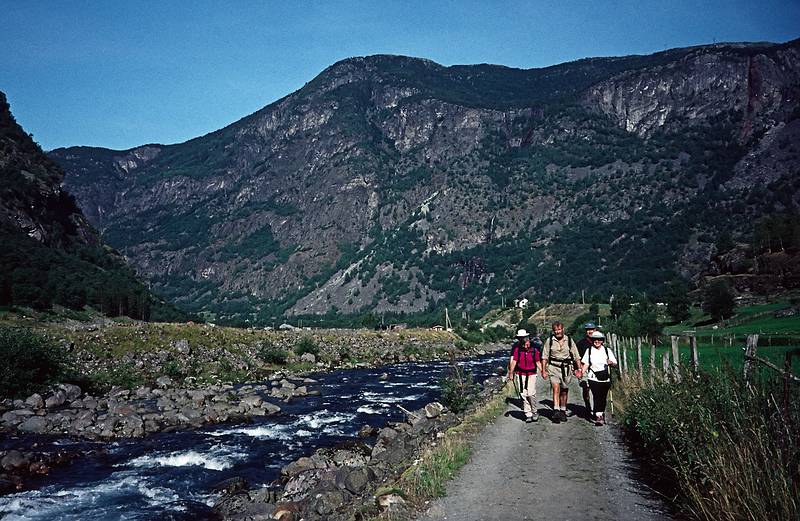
left=636, top=337, right=643, bottom=382
left=621, top=338, right=628, bottom=376
left=671, top=335, right=681, bottom=382
left=649, top=338, right=656, bottom=381
left=662, top=351, right=670, bottom=379
left=690, top=335, right=699, bottom=373
left=743, top=334, right=759, bottom=384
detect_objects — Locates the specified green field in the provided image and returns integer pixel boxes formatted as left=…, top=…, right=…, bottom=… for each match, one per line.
left=614, top=299, right=800, bottom=377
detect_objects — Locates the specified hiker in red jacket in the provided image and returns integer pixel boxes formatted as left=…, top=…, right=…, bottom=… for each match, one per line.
left=507, top=329, right=543, bottom=422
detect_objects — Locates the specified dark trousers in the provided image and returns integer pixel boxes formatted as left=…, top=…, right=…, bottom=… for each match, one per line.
left=588, top=380, right=612, bottom=414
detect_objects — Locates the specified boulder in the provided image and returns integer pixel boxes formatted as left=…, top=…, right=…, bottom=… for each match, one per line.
left=211, top=476, right=249, bottom=494
left=18, top=416, right=48, bottom=434
left=173, top=339, right=191, bottom=355
left=300, top=353, right=316, bottom=364
left=424, top=401, right=445, bottom=419
left=343, top=467, right=373, bottom=494
left=24, top=393, right=44, bottom=409
left=283, top=469, right=328, bottom=501
left=271, top=501, right=300, bottom=521
left=377, top=493, right=407, bottom=512
left=240, top=394, right=264, bottom=410
left=312, top=489, right=346, bottom=516
left=156, top=376, right=174, bottom=389
left=358, top=425, right=378, bottom=438
left=58, top=384, right=82, bottom=401
left=331, top=449, right=368, bottom=467
left=1, top=450, right=29, bottom=470
left=44, top=390, right=67, bottom=409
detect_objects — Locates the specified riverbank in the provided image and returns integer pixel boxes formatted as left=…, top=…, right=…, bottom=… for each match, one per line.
left=1, top=309, right=498, bottom=392
left=0, top=354, right=508, bottom=520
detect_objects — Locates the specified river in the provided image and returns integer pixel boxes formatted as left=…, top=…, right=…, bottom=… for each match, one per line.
left=0, top=353, right=506, bottom=520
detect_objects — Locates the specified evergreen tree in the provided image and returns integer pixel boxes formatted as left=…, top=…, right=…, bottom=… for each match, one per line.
left=702, top=280, right=735, bottom=322
left=664, top=279, right=691, bottom=323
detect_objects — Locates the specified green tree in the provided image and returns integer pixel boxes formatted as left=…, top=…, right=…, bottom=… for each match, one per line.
left=664, top=279, right=691, bottom=323
left=610, top=294, right=632, bottom=320
left=702, top=280, right=735, bottom=322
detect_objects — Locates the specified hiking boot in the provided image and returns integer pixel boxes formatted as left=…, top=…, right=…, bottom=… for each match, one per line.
left=560, top=410, right=568, bottom=422
left=526, top=415, right=534, bottom=423
left=531, top=412, right=539, bottom=422
left=551, top=412, right=561, bottom=424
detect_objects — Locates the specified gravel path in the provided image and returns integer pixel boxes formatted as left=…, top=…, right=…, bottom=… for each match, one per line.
left=415, top=377, right=671, bottom=521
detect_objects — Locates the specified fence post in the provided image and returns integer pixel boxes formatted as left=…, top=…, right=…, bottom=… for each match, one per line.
left=636, top=337, right=643, bottom=381
left=743, top=334, right=759, bottom=384
left=662, top=351, right=670, bottom=380
left=784, top=351, right=792, bottom=421
left=649, top=338, right=656, bottom=381
left=671, top=336, right=681, bottom=382
left=690, top=335, right=699, bottom=373
left=621, top=338, right=628, bottom=376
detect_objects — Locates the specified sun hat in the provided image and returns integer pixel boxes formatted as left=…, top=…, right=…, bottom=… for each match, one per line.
left=590, top=331, right=605, bottom=340
left=516, top=329, right=529, bottom=337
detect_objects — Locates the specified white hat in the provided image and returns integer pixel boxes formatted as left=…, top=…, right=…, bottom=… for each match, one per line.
left=590, top=331, right=605, bottom=339
left=516, top=329, right=529, bottom=337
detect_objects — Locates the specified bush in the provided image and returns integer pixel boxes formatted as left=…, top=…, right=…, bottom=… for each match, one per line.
left=620, top=368, right=799, bottom=520
left=0, top=327, right=70, bottom=398
left=257, top=345, right=289, bottom=365
left=88, top=362, right=145, bottom=392
left=439, top=353, right=480, bottom=413
left=293, top=336, right=320, bottom=357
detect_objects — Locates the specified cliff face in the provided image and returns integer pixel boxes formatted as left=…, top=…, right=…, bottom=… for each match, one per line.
left=0, top=93, right=186, bottom=320
left=0, top=92, right=98, bottom=248
left=50, top=40, right=800, bottom=323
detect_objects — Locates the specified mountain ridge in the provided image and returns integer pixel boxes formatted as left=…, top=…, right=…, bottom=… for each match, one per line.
left=49, top=39, right=800, bottom=324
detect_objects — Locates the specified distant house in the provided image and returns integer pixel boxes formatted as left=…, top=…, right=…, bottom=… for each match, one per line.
left=279, top=323, right=299, bottom=331
left=389, top=323, right=408, bottom=331
left=431, top=325, right=444, bottom=331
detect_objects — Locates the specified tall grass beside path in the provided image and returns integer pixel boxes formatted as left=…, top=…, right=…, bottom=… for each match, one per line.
left=616, top=368, right=800, bottom=520
left=398, top=384, right=512, bottom=501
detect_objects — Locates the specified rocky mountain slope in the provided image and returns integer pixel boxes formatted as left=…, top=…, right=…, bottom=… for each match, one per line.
left=51, top=40, right=800, bottom=324
left=0, top=92, right=186, bottom=320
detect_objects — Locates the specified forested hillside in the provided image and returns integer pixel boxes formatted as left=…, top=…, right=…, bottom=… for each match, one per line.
left=0, top=92, right=188, bottom=321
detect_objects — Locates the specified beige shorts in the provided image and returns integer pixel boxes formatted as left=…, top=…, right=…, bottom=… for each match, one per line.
left=547, top=364, right=574, bottom=386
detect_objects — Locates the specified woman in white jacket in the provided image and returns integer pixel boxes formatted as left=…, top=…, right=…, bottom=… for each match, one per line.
left=580, top=331, right=617, bottom=426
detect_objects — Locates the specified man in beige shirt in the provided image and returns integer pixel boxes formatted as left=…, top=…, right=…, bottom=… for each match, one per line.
left=541, top=321, right=582, bottom=423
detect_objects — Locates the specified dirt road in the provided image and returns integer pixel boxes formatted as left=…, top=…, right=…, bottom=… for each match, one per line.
left=415, top=376, right=670, bottom=521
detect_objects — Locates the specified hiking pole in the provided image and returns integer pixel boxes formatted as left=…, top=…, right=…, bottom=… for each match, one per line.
left=609, top=389, right=614, bottom=419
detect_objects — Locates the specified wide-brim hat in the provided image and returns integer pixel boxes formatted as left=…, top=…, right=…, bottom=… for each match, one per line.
left=583, top=322, right=597, bottom=329
left=590, top=331, right=605, bottom=339
left=516, top=329, right=529, bottom=337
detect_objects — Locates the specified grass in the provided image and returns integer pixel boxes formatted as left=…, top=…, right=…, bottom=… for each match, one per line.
left=615, top=368, right=800, bottom=521
left=397, top=385, right=511, bottom=500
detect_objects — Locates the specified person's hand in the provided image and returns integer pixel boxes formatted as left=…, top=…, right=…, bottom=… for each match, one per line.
left=541, top=370, right=548, bottom=380
left=574, top=369, right=583, bottom=378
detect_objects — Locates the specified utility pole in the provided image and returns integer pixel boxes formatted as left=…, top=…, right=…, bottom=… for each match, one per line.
left=582, top=290, right=585, bottom=305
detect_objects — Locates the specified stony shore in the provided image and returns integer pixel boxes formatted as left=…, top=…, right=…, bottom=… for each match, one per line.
left=212, top=376, right=507, bottom=521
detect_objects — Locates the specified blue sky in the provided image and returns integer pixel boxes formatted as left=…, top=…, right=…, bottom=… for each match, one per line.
left=1, top=1, right=798, bottom=151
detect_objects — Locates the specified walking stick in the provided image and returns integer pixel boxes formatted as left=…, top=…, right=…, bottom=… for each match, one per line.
left=608, top=389, right=614, bottom=419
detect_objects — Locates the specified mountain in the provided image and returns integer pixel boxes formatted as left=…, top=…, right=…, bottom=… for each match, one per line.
left=50, top=40, right=800, bottom=324
left=0, top=92, right=187, bottom=321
